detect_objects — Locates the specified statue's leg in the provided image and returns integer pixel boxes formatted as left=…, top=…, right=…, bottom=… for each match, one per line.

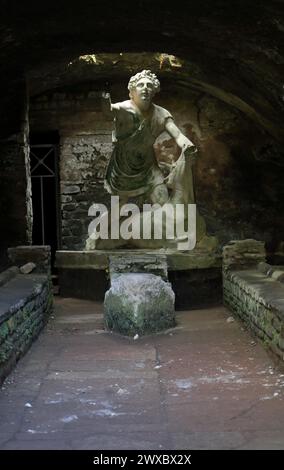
left=149, top=183, right=169, bottom=205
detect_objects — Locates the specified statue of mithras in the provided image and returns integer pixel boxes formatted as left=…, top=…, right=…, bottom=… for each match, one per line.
left=86, top=70, right=217, bottom=251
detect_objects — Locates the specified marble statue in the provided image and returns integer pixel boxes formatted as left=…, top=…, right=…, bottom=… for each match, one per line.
left=104, top=69, right=196, bottom=205
left=86, top=70, right=217, bottom=251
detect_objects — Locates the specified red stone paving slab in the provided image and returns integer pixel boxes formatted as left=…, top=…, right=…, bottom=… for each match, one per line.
left=164, top=397, right=284, bottom=434
left=160, top=375, right=284, bottom=406
left=0, top=297, right=283, bottom=450
left=18, top=405, right=166, bottom=440
left=47, top=358, right=156, bottom=373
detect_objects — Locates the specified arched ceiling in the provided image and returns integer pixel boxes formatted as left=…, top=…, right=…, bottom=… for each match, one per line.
left=0, top=0, right=284, bottom=145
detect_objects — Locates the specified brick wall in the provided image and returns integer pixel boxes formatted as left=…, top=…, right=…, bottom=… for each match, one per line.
left=223, top=240, right=284, bottom=365
left=0, top=274, right=53, bottom=384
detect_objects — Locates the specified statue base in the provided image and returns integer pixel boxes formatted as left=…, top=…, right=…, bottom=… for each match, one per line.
left=55, top=248, right=222, bottom=309
left=56, top=248, right=221, bottom=271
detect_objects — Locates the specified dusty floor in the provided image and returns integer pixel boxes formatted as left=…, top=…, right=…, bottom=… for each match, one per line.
left=0, top=297, right=284, bottom=450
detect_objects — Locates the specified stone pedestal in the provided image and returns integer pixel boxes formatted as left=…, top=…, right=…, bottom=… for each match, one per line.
left=55, top=248, right=221, bottom=308
left=104, top=254, right=175, bottom=336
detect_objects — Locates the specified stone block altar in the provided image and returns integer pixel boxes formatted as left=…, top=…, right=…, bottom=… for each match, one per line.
left=104, top=254, right=175, bottom=336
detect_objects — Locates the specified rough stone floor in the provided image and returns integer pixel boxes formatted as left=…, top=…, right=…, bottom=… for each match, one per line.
left=0, top=297, right=284, bottom=450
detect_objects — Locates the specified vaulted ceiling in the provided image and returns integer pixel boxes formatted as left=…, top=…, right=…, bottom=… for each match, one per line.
left=0, top=0, right=283, bottom=154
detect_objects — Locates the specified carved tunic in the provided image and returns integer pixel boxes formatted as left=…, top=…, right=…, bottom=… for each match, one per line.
left=105, top=100, right=172, bottom=197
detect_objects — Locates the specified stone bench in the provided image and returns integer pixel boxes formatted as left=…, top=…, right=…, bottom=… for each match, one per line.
left=223, top=240, right=284, bottom=365
left=0, top=246, right=53, bottom=384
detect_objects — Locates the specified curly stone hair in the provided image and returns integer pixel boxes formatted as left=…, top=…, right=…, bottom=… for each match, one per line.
left=128, top=70, right=160, bottom=94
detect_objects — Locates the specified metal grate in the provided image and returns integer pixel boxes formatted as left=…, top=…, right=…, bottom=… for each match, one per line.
left=30, top=144, right=60, bottom=248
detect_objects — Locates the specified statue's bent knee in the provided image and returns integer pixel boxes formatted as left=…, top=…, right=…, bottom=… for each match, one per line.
left=149, top=183, right=169, bottom=205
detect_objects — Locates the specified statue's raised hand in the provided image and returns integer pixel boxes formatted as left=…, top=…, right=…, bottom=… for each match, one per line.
left=102, top=91, right=111, bottom=100
left=101, top=92, right=112, bottom=114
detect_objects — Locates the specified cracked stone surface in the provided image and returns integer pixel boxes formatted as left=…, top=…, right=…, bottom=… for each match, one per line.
left=0, top=297, right=284, bottom=450
left=104, top=273, right=175, bottom=336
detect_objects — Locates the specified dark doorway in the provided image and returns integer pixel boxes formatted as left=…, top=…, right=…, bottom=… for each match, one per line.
left=30, top=132, right=60, bottom=269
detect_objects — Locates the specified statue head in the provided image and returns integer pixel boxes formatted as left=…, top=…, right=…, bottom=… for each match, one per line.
left=128, top=70, right=160, bottom=110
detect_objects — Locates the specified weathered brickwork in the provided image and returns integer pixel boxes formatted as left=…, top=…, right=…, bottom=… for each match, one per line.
left=223, top=270, right=284, bottom=364
left=30, top=91, right=113, bottom=250
left=0, top=274, right=53, bottom=384
left=60, top=134, right=113, bottom=249
left=223, top=240, right=284, bottom=365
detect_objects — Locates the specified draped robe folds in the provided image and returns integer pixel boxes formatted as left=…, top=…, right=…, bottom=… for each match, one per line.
left=104, top=100, right=172, bottom=197
left=85, top=98, right=218, bottom=251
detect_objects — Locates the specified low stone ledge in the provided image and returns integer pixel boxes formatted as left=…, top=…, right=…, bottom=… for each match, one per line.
left=223, top=269, right=284, bottom=364
left=56, top=249, right=221, bottom=271
left=56, top=250, right=222, bottom=308
left=223, top=239, right=284, bottom=365
left=224, top=270, right=284, bottom=309
left=0, top=273, right=53, bottom=384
